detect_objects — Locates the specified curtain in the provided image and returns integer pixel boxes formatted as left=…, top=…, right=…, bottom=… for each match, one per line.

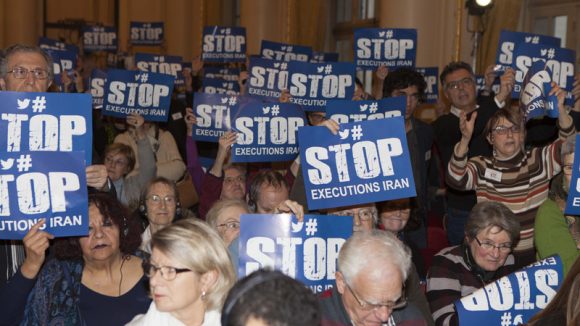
left=477, top=0, right=523, bottom=73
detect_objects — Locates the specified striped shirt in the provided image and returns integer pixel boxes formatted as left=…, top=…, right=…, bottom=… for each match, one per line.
left=426, top=245, right=516, bottom=326
left=446, top=123, right=574, bottom=253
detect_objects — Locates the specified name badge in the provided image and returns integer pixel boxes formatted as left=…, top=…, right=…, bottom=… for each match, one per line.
left=484, top=168, right=502, bottom=182
left=425, top=150, right=431, bottom=161
left=172, top=112, right=183, bottom=120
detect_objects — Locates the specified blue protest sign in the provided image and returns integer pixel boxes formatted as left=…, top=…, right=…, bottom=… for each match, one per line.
left=475, top=75, right=501, bottom=95
left=326, top=97, right=406, bottom=124
left=38, top=37, right=79, bottom=57
left=202, top=78, right=240, bottom=95
left=191, top=93, right=240, bottom=142
left=311, top=52, right=340, bottom=63
left=456, top=256, right=564, bottom=326
left=45, top=48, right=77, bottom=87
left=512, top=43, right=575, bottom=105
left=519, top=61, right=559, bottom=121
left=239, top=214, right=353, bottom=293
left=135, top=53, right=184, bottom=86
left=231, top=102, right=305, bottom=162
left=298, top=117, right=416, bottom=210
left=89, top=69, right=108, bottom=108
left=287, top=61, right=356, bottom=111
left=0, top=151, right=88, bottom=240
left=102, top=69, right=174, bottom=122
left=495, top=30, right=561, bottom=74
left=202, top=26, right=247, bottom=63
left=354, top=28, right=417, bottom=70
left=565, top=134, right=580, bottom=215
left=416, top=67, right=439, bottom=104
left=261, top=40, right=313, bottom=62
left=247, top=57, right=289, bottom=99
left=82, top=25, right=118, bottom=52
left=0, top=91, right=93, bottom=165
left=204, top=66, right=240, bottom=81
left=130, top=22, right=164, bottom=45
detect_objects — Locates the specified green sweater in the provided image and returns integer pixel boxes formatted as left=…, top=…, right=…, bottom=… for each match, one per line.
left=535, top=199, right=579, bottom=276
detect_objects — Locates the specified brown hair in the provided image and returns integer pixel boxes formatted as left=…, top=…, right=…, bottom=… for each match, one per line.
left=104, top=142, right=137, bottom=173
left=484, top=109, right=525, bottom=140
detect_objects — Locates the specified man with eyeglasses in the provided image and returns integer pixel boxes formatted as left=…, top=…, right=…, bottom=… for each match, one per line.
left=0, top=44, right=113, bottom=324
left=432, top=61, right=515, bottom=246
left=426, top=202, right=520, bottom=326
left=319, top=229, right=427, bottom=326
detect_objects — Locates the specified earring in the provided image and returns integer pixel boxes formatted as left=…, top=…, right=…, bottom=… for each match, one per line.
left=201, top=291, right=207, bottom=301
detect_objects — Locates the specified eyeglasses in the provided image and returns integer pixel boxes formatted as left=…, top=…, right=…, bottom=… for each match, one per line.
left=143, top=260, right=192, bottom=281
left=309, top=113, right=326, bottom=123
left=146, top=195, right=176, bottom=206
left=445, top=77, right=475, bottom=90
left=492, top=125, right=521, bottom=136
left=105, top=156, right=128, bottom=167
left=217, top=221, right=240, bottom=230
left=563, top=164, right=574, bottom=175
left=224, top=175, right=245, bottom=185
left=333, top=209, right=375, bottom=222
left=7, top=67, right=50, bottom=80
left=346, top=282, right=407, bottom=312
left=474, top=237, right=512, bottom=252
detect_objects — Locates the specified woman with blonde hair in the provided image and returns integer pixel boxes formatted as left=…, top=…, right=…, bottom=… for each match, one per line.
left=206, top=199, right=249, bottom=247
left=127, top=219, right=236, bottom=325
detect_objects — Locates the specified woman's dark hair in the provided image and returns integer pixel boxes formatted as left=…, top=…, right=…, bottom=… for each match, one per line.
left=53, top=193, right=143, bottom=260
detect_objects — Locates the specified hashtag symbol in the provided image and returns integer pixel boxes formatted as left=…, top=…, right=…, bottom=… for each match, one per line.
left=305, top=218, right=318, bottom=236
left=228, top=96, right=237, bottom=106
left=281, top=62, right=288, bottom=70
left=500, top=312, right=512, bottom=326
left=140, top=73, right=149, bottom=83
left=369, top=102, right=378, bottom=113
left=31, top=96, right=46, bottom=113
left=547, top=48, right=555, bottom=59
left=16, top=154, right=32, bottom=172
left=324, top=64, right=332, bottom=74
left=532, top=36, right=539, bottom=43
left=351, top=125, right=363, bottom=141
left=386, top=30, right=393, bottom=38
left=271, top=105, right=280, bottom=116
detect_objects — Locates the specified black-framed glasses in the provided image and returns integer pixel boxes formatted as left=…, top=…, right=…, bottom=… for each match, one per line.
left=445, top=77, right=475, bottom=90
left=474, top=237, right=512, bottom=252
left=142, top=260, right=192, bottom=281
left=7, top=67, right=50, bottom=80
left=146, top=195, right=176, bottom=206
left=333, top=209, right=375, bottom=222
left=492, top=125, right=521, bottom=136
left=217, top=221, right=240, bottom=230
left=346, top=282, right=407, bottom=312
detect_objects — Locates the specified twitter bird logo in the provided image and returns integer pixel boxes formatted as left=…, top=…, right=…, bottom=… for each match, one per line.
left=291, top=221, right=304, bottom=233
left=338, top=129, right=349, bottom=140
left=262, top=106, right=270, bottom=114
left=17, top=98, right=30, bottom=110
left=221, top=97, right=229, bottom=104
left=0, top=158, right=14, bottom=170
left=317, top=66, right=325, bottom=73
left=359, top=104, right=368, bottom=112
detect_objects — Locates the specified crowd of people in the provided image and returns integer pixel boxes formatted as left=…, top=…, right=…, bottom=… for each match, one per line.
left=0, top=38, right=579, bottom=326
